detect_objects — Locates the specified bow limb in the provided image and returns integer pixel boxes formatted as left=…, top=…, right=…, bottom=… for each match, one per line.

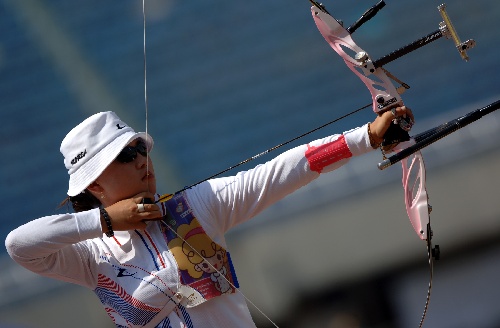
left=310, top=4, right=404, bottom=114
left=395, top=142, right=431, bottom=241
left=395, top=143, right=436, bottom=328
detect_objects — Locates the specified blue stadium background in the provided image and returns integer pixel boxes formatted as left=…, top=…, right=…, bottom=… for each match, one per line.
left=1, top=0, right=499, bottom=327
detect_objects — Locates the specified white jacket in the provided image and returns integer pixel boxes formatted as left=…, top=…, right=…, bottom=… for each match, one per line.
left=5, top=125, right=371, bottom=327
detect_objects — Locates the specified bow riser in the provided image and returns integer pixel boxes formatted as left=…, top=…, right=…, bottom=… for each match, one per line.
left=311, top=7, right=403, bottom=113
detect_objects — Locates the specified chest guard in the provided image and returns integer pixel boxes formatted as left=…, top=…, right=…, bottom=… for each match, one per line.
left=161, top=193, right=239, bottom=307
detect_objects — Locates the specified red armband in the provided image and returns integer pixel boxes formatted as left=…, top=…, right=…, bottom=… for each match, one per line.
left=305, top=135, right=352, bottom=173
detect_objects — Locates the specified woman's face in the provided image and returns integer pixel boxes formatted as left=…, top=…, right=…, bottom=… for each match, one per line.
left=94, top=138, right=156, bottom=205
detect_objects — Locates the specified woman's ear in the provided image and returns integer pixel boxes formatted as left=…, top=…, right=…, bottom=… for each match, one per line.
left=86, top=181, right=104, bottom=198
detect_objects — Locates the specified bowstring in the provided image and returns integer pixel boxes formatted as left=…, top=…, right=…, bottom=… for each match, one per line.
left=419, top=223, right=434, bottom=328
left=143, top=0, right=150, bottom=193
left=141, top=2, right=278, bottom=326
left=159, top=220, right=280, bottom=327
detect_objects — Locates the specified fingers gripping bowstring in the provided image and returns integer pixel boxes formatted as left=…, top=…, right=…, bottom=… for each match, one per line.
left=141, top=2, right=277, bottom=326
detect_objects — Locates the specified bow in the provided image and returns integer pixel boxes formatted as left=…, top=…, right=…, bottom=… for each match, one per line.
left=309, top=1, right=478, bottom=326
left=141, top=1, right=488, bottom=326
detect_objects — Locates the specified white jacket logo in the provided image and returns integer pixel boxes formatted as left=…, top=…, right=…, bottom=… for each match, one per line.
left=71, top=149, right=87, bottom=165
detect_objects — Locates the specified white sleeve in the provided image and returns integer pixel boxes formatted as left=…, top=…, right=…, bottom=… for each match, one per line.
left=186, top=124, right=372, bottom=243
left=5, top=208, right=103, bottom=289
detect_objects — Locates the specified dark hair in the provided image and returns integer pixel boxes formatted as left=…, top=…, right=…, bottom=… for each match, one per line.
left=59, top=190, right=101, bottom=212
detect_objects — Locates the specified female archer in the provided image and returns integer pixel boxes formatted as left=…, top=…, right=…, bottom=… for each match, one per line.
left=6, top=107, right=412, bottom=327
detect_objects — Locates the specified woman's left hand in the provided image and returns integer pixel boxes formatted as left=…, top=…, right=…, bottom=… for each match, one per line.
left=369, top=106, right=414, bottom=147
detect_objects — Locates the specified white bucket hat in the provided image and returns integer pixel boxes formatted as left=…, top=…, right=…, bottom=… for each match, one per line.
left=61, top=111, right=153, bottom=196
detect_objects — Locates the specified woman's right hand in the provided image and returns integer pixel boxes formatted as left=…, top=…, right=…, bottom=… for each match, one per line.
left=102, top=192, right=163, bottom=232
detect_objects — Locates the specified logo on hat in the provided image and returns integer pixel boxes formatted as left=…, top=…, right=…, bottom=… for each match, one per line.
left=116, top=124, right=126, bottom=129
left=71, top=149, right=87, bottom=165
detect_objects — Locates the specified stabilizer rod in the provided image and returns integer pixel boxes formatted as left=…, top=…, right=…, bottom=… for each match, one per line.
left=378, top=100, right=500, bottom=170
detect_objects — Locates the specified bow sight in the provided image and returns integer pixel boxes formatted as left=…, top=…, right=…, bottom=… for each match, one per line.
left=310, top=1, right=476, bottom=64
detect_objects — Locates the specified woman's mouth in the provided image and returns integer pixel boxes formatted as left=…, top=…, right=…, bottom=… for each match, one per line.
left=143, top=171, right=154, bottom=181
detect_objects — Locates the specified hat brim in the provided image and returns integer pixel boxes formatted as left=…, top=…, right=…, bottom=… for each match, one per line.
left=67, top=131, right=153, bottom=196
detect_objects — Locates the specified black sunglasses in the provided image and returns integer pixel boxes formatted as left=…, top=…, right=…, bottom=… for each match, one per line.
left=115, top=138, right=148, bottom=163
